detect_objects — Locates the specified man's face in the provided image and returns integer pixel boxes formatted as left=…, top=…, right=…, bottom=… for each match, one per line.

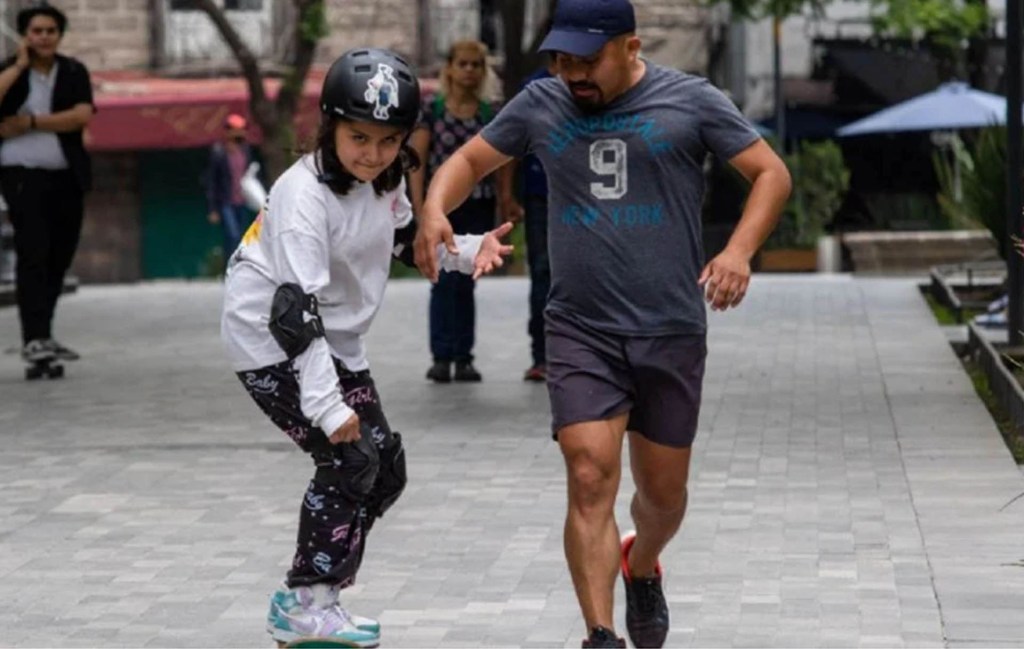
left=24, top=15, right=61, bottom=60
left=553, top=35, right=638, bottom=113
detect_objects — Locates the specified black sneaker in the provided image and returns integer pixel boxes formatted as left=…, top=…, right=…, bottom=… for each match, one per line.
left=621, top=532, right=669, bottom=648
left=425, top=361, right=451, bottom=383
left=453, top=361, right=482, bottom=382
left=582, top=626, right=626, bottom=648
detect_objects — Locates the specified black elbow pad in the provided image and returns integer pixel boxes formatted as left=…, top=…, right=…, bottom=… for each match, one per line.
left=268, top=283, right=325, bottom=359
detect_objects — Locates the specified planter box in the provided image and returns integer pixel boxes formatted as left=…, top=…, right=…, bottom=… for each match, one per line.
left=844, top=230, right=998, bottom=275
left=757, top=248, right=818, bottom=272
left=967, top=323, right=1024, bottom=438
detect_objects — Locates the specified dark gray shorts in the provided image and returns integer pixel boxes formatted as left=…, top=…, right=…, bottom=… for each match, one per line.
left=545, top=308, right=707, bottom=449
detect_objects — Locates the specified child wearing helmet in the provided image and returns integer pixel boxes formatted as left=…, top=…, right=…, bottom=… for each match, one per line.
left=220, top=48, right=512, bottom=648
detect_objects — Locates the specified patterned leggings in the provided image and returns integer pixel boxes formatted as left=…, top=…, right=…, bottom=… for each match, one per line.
left=238, top=359, right=400, bottom=588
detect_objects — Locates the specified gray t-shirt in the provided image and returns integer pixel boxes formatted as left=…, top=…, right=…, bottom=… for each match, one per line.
left=481, top=62, right=760, bottom=335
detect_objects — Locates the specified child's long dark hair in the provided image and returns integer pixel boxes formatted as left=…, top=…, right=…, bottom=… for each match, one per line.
left=313, top=116, right=420, bottom=196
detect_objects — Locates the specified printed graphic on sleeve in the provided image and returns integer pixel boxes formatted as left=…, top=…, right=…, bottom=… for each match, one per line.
left=240, top=208, right=264, bottom=247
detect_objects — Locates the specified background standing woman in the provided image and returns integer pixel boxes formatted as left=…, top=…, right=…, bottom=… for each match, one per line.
left=410, top=40, right=522, bottom=384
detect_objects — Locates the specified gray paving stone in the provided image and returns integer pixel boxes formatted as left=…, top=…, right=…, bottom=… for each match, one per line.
left=1, top=277, right=1023, bottom=647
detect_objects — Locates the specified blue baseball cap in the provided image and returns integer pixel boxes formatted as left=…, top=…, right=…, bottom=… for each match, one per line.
left=538, top=0, right=636, bottom=57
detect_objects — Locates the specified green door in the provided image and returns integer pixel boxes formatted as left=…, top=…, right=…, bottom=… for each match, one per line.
left=139, top=148, right=222, bottom=278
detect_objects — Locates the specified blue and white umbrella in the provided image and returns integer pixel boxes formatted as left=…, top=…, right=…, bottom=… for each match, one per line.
left=837, top=82, right=1019, bottom=201
left=837, top=82, right=1011, bottom=136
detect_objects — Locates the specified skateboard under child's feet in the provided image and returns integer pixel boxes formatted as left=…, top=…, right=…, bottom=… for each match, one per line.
left=25, top=356, right=64, bottom=380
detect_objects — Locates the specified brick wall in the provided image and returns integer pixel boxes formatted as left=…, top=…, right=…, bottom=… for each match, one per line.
left=634, top=0, right=709, bottom=73
left=318, top=0, right=420, bottom=64
left=73, top=153, right=141, bottom=283
left=48, top=0, right=150, bottom=71
left=17, top=1, right=705, bottom=75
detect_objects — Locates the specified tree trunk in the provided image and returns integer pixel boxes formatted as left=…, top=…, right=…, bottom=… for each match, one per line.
left=417, top=0, right=432, bottom=69
left=262, top=122, right=296, bottom=181
left=499, top=0, right=556, bottom=100
left=501, top=2, right=527, bottom=101
left=189, top=0, right=324, bottom=183
left=148, top=0, right=166, bottom=70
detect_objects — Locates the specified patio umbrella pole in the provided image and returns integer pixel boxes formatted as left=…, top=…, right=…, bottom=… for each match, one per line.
left=1008, top=0, right=1022, bottom=347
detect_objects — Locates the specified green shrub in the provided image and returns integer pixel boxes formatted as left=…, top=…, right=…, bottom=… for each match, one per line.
left=767, top=140, right=850, bottom=249
left=934, top=127, right=1007, bottom=257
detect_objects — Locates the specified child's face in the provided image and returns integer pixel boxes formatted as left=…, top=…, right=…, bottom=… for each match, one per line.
left=334, top=120, right=407, bottom=183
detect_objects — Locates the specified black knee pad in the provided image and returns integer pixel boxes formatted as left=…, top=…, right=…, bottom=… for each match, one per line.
left=366, top=431, right=407, bottom=518
left=315, top=428, right=381, bottom=504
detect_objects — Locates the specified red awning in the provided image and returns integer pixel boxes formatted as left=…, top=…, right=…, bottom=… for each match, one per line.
left=87, top=70, right=440, bottom=152
left=86, top=69, right=328, bottom=151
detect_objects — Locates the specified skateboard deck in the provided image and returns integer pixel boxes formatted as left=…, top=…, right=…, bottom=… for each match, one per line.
left=25, top=357, right=64, bottom=380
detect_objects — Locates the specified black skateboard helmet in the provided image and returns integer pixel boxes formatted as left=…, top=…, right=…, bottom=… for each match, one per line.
left=320, top=48, right=420, bottom=131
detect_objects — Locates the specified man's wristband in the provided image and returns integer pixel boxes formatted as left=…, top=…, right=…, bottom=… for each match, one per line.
left=29, top=115, right=36, bottom=130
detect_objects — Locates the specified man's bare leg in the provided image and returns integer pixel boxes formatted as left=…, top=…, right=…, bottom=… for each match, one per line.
left=558, top=413, right=629, bottom=632
left=626, top=432, right=692, bottom=576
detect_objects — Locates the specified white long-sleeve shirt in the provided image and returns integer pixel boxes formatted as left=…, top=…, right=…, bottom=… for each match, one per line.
left=221, top=154, right=481, bottom=436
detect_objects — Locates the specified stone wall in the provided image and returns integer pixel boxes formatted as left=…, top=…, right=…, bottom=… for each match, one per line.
left=318, top=0, right=420, bottom=64
left=73, top=153, right=142, bottom=283
left=634, top=0, right=709, bottom=74
left=5, top=1, right=708, bottom=75
left=49, top=0, right=151, bottom=71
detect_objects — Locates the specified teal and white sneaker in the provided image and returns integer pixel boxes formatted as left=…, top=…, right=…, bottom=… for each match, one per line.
left=266, top=583, right=380, bottom=647
left=268, top=582, right=380, bottom=634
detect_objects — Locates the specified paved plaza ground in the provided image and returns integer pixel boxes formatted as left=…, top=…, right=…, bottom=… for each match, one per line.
left=1, top=275, right=1022, bottom=647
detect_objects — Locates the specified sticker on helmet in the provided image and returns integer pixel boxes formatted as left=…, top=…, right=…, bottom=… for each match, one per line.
left=364, top=63, right=400, bottom=120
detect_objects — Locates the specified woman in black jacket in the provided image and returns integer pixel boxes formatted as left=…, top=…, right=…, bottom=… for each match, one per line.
left=0, top=4, right=94, bottom=366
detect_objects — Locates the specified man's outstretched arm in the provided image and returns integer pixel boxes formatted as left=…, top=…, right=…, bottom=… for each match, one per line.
left=413, top=134, right=514, bottom=282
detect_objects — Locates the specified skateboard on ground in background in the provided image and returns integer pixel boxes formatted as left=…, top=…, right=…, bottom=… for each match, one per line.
left=25, top=356, right=63, bottom=380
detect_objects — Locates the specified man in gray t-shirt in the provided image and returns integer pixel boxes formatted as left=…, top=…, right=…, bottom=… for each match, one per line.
left=482, top=62, right=760, bottom=335
left=414, top=1, right=791, bottom=646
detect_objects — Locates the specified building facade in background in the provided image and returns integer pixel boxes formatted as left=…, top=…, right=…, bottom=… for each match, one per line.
left=0, top=0, right=716, bottom=282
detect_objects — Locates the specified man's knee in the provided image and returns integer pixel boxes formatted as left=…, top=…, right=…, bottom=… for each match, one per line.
left=635, top=482, right=688, bottom=515
left=565, top=452, right=619, bottom=514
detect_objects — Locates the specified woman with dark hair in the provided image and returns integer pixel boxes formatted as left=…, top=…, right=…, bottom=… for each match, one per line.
left=0, top=3, right=94, bottom=369
left=220, top=48, right=512, bottom=647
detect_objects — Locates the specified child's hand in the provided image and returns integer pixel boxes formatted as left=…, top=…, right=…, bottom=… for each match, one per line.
left=328, top=413, right=361, bottom=444
left=472, top=221, right=515, bottom=280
